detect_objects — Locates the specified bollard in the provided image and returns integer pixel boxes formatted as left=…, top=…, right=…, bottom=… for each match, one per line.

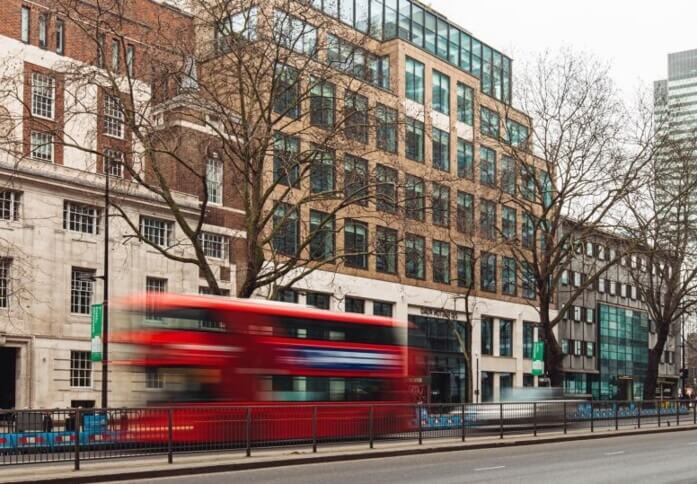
left=167, top=409, right=174, bottom=464
left=312, top=406, right=318, bottom=453
left=533, top=402, right=537, bottom=437
left=74, top=408, right=81, bottom=471
left=461, top=403, right=466, bottom=442
left=499, top=404, right=504, bottom=440
left=369, top=406, right=374, bottom=449
left=418, top=404, right=423, bottom=445
left=245, top=408, right=252, bottom=457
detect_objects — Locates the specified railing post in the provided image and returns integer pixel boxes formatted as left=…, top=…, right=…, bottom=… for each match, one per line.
left=74, top=408, right=81, bottom=471
left=369, top=406, right=374, bottom=449
left=694, top=400, right=696, bottom=425
left=245, top=408, right=252, bottom=457
left=637, top=402, right=641, bottom=429
left=563, top=402, right=567, bottom=434
left=658, top=400, right=662, bottom=428
left=312, top=406, right=317, bottom=453
left=590, top=401, right=594, bottom=433
left=167, top=408, right=174, bottom=464
left=499, top=403, right=504, bottom=440
left=677, top=399, right=680, bottom=426
left=418, top=404, right=423, bottom=445
left=533, top=402, right=537, bottom=437
left=614, top=402, right=619, bottom=431
left=461, top=403, right=466, bottom=442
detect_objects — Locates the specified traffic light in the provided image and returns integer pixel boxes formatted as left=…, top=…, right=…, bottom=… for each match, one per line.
left=680, top=368, right=689, bottom=380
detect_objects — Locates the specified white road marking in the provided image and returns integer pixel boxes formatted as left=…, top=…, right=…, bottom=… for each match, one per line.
left=604, top=451, right=625, bottom=456
left=474, top=465, right=506, bottom=472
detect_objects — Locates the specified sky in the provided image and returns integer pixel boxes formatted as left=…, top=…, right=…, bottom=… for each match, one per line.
left=428, top=0, right=697, bottom=101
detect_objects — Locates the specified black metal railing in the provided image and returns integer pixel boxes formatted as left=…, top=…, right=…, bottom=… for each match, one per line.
left=0, top=399, right=694, bottom=469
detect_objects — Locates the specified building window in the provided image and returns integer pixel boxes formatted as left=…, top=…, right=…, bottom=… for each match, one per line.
left=586, top=341, right=595, bottom=357
left=71, top=268, right=94, bottom=314
left=481, top=317, right=493, bottom=355
left=405, top=57, right=424, bottom=104
left=479, top=146, right=496, bottom=186
left=97, top=33, right=105, bottom=68
left=140, top=216, right=173, bottom=248
left=405, top=117, right=424, bottom=162
left=205, top=158, right=223, bottom=205
left=63, top=201, right=100, bottom=235
left=523, top=374, right=535, bottom=387
left=274, top=10, right=316, bottom=54
left=310, top=80, right=335, bottom=129
left=432, top=70, right=450, bottom=115
left=38, top=13, right=47, bottom=48
left=344, top=91, right=369, bottom=143
left=31, top=73, right=55, bottom=120
left=30, top=131, right=53, bottom=161
left=520, top=164, right=536, bottom=201
left=274, top=65, right=300, bottom=119
left=104, top=149, right=124, bottom=177
left=344, top=155, right=368, bottom=205
left=276, top=288, right=298, bottom=303
left=376, top=226, right=398, bottom=274
left=481, top=371, right=494, bottom=402
left=457, top=83, right=473, bottom=125
left=480, top=252, right=497, bottom=292
left=126, top=44, right=135, bottom=77
left=432, top=127, right=450, bottom=172
left=345, top=296, right=365, bottom=313
left=502, top=257, right=516, bottom=296
left=405, top=175, right=425, bottom=221
left=432, top=183, right=450, bottom=227
left=307, top=292, right=330, bottom=310
left=310, top=148, right=335, bottom=194
left=111, top=39, right=120, bottom=72
left=145, top=367, right=164, bottom=389
left=145, top=277, right=167, bottom=321
left=405, top=234, right=425, bottom=279
left=70, top=351, right=92, bottom=388
left=523, top=322, right=535, bottom=359
left=56, top=19, right=65, bottom=55
left=344, top=219, right=368, bottom=269
left=479, top=199, right=496, bottom=240
left=480, top=106, right=500, bottom=139
left=457, top=139, right=473, bottom=179
left=0, top=258, right=10, bottom=309
left=502, top=206, right=516, bottom=241
left=501, top=156, right=516, bottom=195
left=272, top=203, right=299, bottom=256
left=522, top=213, right=534, bottom=249
left=199, top=232, right=229, bottom=259
left=0, top=191, right=21, bottom=221
left=273, top=133, right=300, bottom=186
left=454, top=246, right=473, bottom=288
left=376, top=104, right=398, bottom=153
left=104, top=94, right=124, bottom=138
left=432, top=240, right=450, bottom=284
left=373, top=301, right=393, bottom=317
left=309, top=210, right=335, bottom=261
left=376, top=164, right=398, bottom=213
left=499, top=319, right=513, bottom=357
left=522, top=262, right=536, bottom=299
left=506, top=119, right=529, bottom=148
left=456, top=191, right=474, bottom=234
left=21, top=6, right=30, bottom=43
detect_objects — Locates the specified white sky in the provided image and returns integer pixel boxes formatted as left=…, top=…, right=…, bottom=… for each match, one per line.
left=428, top=0, right=697, bottom=100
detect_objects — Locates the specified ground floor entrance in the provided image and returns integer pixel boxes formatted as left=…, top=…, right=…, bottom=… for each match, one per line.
left=0, top=347, right=17, bottom=409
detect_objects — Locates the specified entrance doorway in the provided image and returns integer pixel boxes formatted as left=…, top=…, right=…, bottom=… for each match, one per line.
left=0, top=348, right=17, bottom=409
left=618, top=377, right=633, bottom=401
left=430, top=372, right=451, bottom=404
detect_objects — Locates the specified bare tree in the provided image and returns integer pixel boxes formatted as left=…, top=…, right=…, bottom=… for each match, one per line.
left=496, top=50, right=657, bottom=387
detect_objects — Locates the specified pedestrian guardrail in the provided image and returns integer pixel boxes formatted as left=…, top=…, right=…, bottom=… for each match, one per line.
left=0, top=399, right=694, bottom=469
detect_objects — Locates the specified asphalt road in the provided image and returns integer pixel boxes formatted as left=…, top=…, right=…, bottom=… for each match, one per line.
left=115, top=429, right=697, bottom=484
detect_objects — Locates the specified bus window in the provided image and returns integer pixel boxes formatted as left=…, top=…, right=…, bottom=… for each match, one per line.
left=276, top=317, right=399, bottom=345
left=131, top=307, right=224, bottom=332
left=266, top=376, right=384, bottom=401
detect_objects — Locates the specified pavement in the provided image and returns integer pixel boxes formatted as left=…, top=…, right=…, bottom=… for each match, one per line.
left=113, top=428, right=697, bottom=484
left=1, top=423, right=696, bottom=483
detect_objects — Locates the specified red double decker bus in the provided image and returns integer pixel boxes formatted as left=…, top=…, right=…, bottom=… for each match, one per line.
left=113, top=293, right=424, bottom=444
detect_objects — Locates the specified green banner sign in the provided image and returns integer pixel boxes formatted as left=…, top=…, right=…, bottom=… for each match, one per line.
left=90, top=303, right=103, bottom=362
left=531, top=341, right=544, bottom=376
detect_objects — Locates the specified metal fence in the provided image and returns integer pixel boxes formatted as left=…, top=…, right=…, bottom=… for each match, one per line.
left=1, top=400, right=695, bottom=469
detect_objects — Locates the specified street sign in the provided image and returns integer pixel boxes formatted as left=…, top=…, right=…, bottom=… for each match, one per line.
left=90, top=303, right=103, bottom=362
left=531, top=341, right=544, bottom=376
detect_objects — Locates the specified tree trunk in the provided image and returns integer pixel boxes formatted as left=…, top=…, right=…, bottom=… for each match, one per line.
left=643, top=348, right=660, bottom=401
left=539, top=300, right=564, bottom=388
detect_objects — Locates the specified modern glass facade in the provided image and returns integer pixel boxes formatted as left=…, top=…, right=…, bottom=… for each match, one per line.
left=308, top=0, right=513, bottom=103
left=595, top=304, right=649, bottom=400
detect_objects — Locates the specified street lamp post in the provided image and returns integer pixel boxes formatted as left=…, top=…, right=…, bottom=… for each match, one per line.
left=101, top=169, right=110, bottom=409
